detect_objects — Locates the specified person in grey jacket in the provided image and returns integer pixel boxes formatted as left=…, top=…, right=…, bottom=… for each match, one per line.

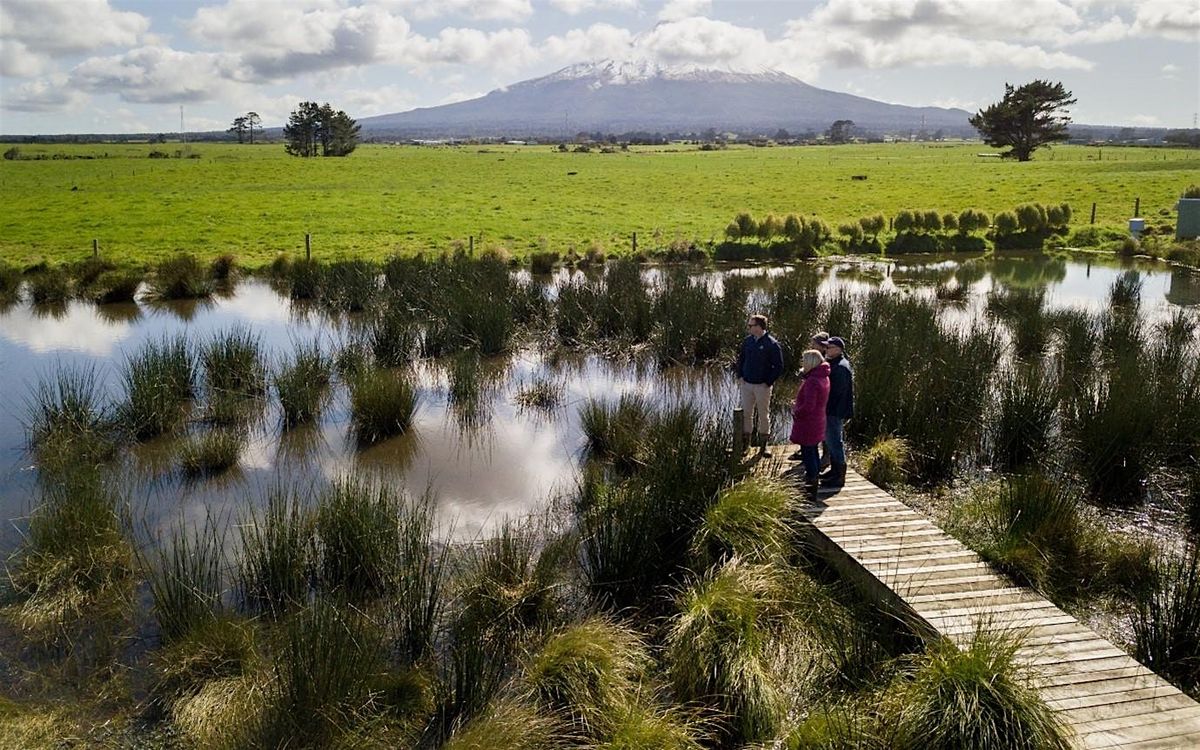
left=822, top=336, right=854, bottom=487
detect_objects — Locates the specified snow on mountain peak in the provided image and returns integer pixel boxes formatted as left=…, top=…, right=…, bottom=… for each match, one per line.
left=538, top=59, right=799, bottom=86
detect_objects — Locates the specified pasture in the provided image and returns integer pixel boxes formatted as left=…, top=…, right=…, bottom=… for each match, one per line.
left=0, top=141, right=1195, bottom=267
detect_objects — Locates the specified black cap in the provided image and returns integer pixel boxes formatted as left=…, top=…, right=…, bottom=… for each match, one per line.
left=826, top=336, right=847, bottom=351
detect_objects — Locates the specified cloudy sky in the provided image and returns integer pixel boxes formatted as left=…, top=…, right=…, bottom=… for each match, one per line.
left=1, top=0, right=1197, bottom=134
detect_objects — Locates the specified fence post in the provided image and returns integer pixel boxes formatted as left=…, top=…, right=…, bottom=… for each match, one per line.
left=732, top=407, right=744, bottom=458
left=1134, top=197, right=1140, bottom=217
left=1090, top=203, right=1096, bottom=225
left=92, top=238, right=98, bottom=258
left=469, top=235, right=474, bottom=254
left=305, top=233, right=311, bottom=260
left=632, top=232, right=637, bottom=255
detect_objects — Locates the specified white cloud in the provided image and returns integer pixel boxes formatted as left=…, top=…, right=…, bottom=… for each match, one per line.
left=1, top=75, right=88, bottom=112
left=638, top=17, right=775, bottom=67
left=658, top=0, right=711, bottom=22
left=1130, top=114, right=1161, bottom=125
left=71, top=46, right=246, bottom=104
left=542, top=23, right=636, bottom=63
left=437, top=89, right=486, bottom=105
left=409, top=27, right=538, bottom=70
left=1132, top=0, right=1200, bottom=42
left=384, top=0, right=533, bottom=21
left=550, top=0, right=639, bottom=15
left=1162, top=62, right=1180, bottom=78
left=341, top=84, right=418, bottom=115
left=0, top=0, right=149, bottom=77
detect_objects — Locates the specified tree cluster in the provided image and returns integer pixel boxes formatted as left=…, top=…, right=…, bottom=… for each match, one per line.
left=227, top=112, right=262, bottom=144
left=283, top=102, right=360, bottom=158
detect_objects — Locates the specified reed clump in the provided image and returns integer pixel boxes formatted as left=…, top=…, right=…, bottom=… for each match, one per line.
left=1132, top=545, right=1200, bottom=696
left=692, top=478, right=794, bottom=566
left=202, top=327, right=267, bottom=398
left=273, top=341, right=332, bottom=428
left=235, top=488, right=313, bottom=617
left=859, top=436, right=910, bottom=490
left=120, top=334, right=195, bottom=440
left=28, top=266, right=71, bottom=305
left=149, top=253, right=213, bottom=299
left=25, top=366, right=116, bottom=470
left=91, top=269, right=142, bottom=304
left=349, top=367, right=419, bottom=445
left=179, top=429, right=243, bottom=478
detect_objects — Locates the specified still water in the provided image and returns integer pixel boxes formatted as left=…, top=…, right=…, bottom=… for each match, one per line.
left=1, top=253, right=1196, bottom=548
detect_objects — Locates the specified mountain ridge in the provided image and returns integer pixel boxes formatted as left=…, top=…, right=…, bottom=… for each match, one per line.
left=358, top=59, right=974, bottom=138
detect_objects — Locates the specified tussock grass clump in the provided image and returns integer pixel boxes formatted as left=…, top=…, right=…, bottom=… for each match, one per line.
left=321, top=259, right=378, bottom=312
left=257, top=601, right=387, bottom=747
left=349, top=368, right=419, bottom=445
left=210, top=253, right=237, bottom=281
left=25, top=365, right=115, bottom=469
left=955, top=474, right=1152, bottom=601
left=514, top=377, right=564, bottom=411
left=784, top=701, right=889, bottom=749
left=120, top=334, right=195, bottom=440
left=236, top=488, right=313, bottom=617
left=314, top=477, right=403, bottom=602
left=986, top=285, right=1048, bottom=358
left=653, top=269, right=725, bottom=364
left=447, top=352, right=498, bottom=430
left=0, top=260, right=21, bottom=302
left=990, top=363, right=1056, bottom=471
left=179, top=429, right=243, bottom=477
left=599, top=701, right=709, bottom=750
left=202, top=327, right=267, bottom=398
left=668, top=559, right=786, bottom=744
left=860, top=436, right=910, bottom=490
left=288, top=258, right=324, bottom=300
left=151, top=616, right=257, bottom=715
left=169, top=672, right=266, bottom=748
left=6, top=476, right=133, bottom=646
left=143, top=518, right=226, bottom=643
left=443, top=697, right=566, bottom=750
left=889, top=627, right=1071, bottom=750
left=580, top=393, right=651, bottom=468
left=28, top=266, right=71, bottom=305
left=692, top=478, right=793, bottom=566
left=149, top=253, right=213, bottom=299
left=1132, top=545, right=1200, bottom=695
left=273, top=341, right=332, bottom=428
left=91, top=269, right=142, bottom=303
left=530, top=250, right=559, bottom=274
left=371, top=303, right=417, bottom=367
left=523, top=618, right=651, bottom=733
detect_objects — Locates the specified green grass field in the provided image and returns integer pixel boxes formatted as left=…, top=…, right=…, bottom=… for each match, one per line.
left=0, top=141, right=1196, bottom=267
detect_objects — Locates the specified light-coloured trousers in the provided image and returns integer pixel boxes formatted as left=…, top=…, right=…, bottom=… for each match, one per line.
left=739, top=381, right=772, bottom=436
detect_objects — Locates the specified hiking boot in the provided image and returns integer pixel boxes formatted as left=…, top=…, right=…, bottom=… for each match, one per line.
left=821, top=462, right=846, bottom=488
left=788, top=449, right=803, bottom=461
left=804, top=478, right=819, bottom=499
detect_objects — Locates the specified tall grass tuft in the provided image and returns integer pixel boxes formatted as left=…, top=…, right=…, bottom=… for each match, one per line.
left=151, top=616, right=257, bottom=722
left=349, top=367, right=419, bottom=445
left=28, top=267, right=71, bottom=305
left=442, top=697, right=566, bottom=750
left=288, top=258, right=324, bottom=300
left=179, top=429, right=243, bottom=478
left=120, top=334, right=195, bottom=440
left=600, top=701, right=710, bottom=750
left=392, top=490, right=451, bottom=665
left=142, top=517, right=226, bottom=643
left=149, top=253, right=213, bottom=299
left=321, top=259, right=378, bottom=312
left=257, top=601, right=386, bottom=747
left=91, top=270, right=142, bottom=304
left=860, top=436, right=910, bottom=489
left=273, top=340, right=332, bottom=428
left=890, top=626, right=1072, bottom=750
left=653, top=269, right=725, bottom=364
left=1132, top=545, right=1200, bottom=695
left=580, top=393, right=651, bottom=468
left=667, top=559, right=785, bottom=744
left=7, top=475, right=134, bottom=648
left=25, top=365, right=115, bottom=470
left=313, top=477, right=401, bottom=602
left=0, top=260, right=21, bottom=302
left=522, top=618, right=651, bottom=734
left=986, top=285, right=1048, bottom=358
left=210, top=253, right=237, bottom=281
left=202, top=327, right=267, bottom=398
left=236, top=487, right=313, bottom=616
left=691, top=478, right=793, bottom=566
left=990, top=363, right=1057, bottom=471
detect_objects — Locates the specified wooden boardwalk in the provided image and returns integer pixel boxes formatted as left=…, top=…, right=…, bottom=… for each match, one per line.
left=762, top=452, right=1200, bottom=749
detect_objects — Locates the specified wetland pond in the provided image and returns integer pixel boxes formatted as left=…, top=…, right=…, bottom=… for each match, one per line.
left=2, top=252, right=1197, bottom=550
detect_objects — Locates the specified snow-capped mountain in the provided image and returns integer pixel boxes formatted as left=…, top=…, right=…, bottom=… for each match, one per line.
left=358, top=59, right=972, bottom=138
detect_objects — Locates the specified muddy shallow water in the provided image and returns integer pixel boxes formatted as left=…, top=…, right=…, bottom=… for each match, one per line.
left=1, top=252, right=1196, bottom=549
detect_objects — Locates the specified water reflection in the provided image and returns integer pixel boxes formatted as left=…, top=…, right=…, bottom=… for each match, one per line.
left=0, top=254, right=1196, bottom=545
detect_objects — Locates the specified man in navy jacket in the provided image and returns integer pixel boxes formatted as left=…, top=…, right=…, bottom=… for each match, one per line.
left=822, top=336, right=854, bottom=487
left=736, top=314, right=784, bottom=454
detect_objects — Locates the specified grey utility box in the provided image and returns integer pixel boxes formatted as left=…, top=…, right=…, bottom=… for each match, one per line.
left=1178, top=198, right=1200, bottom=240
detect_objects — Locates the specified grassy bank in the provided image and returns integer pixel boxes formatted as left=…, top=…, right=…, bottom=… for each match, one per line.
left=1, top=142, right=1196, bottom=266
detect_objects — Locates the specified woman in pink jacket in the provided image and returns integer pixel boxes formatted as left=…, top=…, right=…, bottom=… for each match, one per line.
left=790, top=350, right=831, bottom=495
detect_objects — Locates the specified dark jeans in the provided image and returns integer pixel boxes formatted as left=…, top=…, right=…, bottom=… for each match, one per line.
left=801, top=444, right=820, bottom=481
left=825, top=416, right=846, bottom=464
